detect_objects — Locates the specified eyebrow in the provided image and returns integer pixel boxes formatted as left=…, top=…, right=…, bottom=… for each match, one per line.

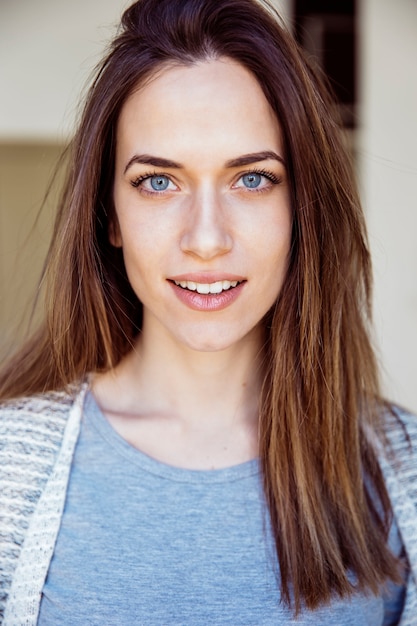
left=225, top=151, right=286, bottom=168
left=123, top=150, right=286, bottom=174
left=124, top=154, right=183, bottom=174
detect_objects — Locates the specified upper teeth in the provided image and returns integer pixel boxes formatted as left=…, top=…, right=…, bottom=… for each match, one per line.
left=174, top=280, right=240, bottom=294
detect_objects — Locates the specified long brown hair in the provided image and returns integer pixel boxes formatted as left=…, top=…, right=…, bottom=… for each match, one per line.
left=0, top=0, right=400, bottom=612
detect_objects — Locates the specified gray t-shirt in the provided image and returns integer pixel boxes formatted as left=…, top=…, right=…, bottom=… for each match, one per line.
left=38, top=393, right=405, bottom=625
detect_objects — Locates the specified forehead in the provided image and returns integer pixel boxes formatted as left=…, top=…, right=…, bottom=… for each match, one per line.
left=115, top=58, right=283, bottom=166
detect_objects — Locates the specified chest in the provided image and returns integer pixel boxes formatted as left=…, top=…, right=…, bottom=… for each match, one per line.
left=37, top=407, right=388, bottom=625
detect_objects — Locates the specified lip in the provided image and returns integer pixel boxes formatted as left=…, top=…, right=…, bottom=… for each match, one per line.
left=168, top=278, right=246, bottom=312
left=168, top=272, right=246, bottom=284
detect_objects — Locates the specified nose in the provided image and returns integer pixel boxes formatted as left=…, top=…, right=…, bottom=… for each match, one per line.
left=180, top=187, right=233, bottom=260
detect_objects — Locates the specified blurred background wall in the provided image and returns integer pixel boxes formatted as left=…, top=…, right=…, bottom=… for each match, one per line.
left=0, top=0, right=416, bottom=411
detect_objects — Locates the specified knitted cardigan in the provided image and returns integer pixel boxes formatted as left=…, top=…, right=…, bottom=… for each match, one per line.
left=0, top=385, right=416, bottom=625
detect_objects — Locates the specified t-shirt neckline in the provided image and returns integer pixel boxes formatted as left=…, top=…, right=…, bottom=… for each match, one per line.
left=84, top=391, right=260, bottom=484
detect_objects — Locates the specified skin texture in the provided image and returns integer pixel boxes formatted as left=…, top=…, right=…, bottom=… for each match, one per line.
left=94, top=58, right=292, bottom=468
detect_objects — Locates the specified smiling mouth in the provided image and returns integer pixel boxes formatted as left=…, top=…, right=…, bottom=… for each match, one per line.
left=172, top=279, right=243, bottom=294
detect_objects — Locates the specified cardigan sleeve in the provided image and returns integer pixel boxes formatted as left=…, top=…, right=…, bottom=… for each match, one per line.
left=0, top=387, right=85, bottom=624
left=379, top=407, right=417, bottom=626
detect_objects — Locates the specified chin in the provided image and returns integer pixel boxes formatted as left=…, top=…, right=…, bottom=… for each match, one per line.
left=180, top=335, right=236, bottom=353
left=175, top=325, right=261, bottom=354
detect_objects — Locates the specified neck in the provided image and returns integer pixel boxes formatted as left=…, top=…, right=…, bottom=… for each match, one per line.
left=112, top=325, right=263, bottom=427
left=92, top=322, right=265, bottom=469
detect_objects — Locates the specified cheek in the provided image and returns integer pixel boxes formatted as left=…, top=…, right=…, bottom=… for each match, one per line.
left=259, top=220, right=292, bottom=294
left=122, top=240, right=152, bottom=279
left=257, top=210, right=292, bottom=260
left=118, top=222, right=169, bottom=300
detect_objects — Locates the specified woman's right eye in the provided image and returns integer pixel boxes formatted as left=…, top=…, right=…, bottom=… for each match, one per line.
left=131, top=174, right=177, bottom=193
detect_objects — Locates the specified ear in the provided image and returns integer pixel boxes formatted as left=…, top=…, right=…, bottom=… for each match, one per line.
left=109, top=216, right=122, bottom=248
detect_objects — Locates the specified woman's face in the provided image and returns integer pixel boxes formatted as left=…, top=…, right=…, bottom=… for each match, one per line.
left=112, top=58, right=291, bottom=353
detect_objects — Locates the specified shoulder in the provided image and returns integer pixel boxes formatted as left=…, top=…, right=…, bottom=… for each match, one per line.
left=0, top=384, right=88, bottom=502
left=381, top=406, right=417, bottom=529
left=377, top=404, right=417, bottom=498
left=0, top=386, right=84, bottom=486
left=385, top=404, right=417, bottom=445
left=0, top=386, right=79, bottom=417
left=0, top=383, right=88, bottom=468
left=381, top=405, right=417, bottom=478
left=0, top=387, right=80, bottom=459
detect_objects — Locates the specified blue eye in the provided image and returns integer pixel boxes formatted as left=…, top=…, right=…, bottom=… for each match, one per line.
left=241, top=173, right=263, bottom=188
left=131, top=172, right=178, bottom=194
left=149, top=175, right=170, bottom=191
left=233, top=170, right=281, bottom=192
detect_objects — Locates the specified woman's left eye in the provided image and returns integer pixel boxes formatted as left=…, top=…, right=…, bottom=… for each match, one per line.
left=241, top=173, right=264, bottom=188
left=234, top=171, right=278, bottom=191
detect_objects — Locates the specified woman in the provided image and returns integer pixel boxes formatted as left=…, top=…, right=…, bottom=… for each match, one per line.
left=0, top=0, right=416, bottom=623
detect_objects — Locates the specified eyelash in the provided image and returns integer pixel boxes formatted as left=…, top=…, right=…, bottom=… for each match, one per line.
left=130, top=171, right=162, bottom=189
left=238, top=168, right=282, bottom=188
left=130, top=168, right=282, bottom=192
